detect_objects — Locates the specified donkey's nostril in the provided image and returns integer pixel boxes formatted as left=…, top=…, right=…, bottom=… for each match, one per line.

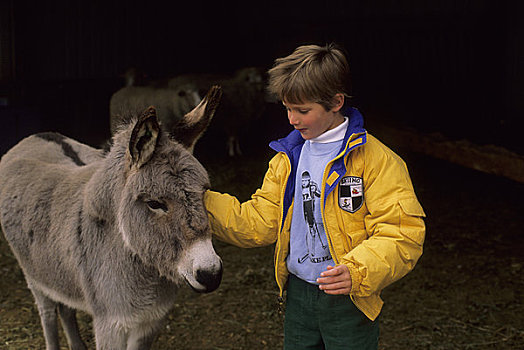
left=196, top=265, right=223, bottom=293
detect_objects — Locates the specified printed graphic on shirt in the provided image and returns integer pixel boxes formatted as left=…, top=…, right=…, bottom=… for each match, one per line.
left=339, top=176, right=364, bottom=213
left=298, top=171, right=331, bottom=264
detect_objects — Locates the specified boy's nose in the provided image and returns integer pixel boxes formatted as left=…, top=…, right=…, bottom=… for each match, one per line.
left=288, top=111, right=299, bottom=125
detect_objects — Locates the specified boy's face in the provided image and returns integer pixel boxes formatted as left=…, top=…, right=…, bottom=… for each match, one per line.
left=283, top=95, right=345, bottom=140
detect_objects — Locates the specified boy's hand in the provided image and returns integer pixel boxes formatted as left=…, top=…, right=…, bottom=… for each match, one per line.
left=316, top=265, right=352, bottom=295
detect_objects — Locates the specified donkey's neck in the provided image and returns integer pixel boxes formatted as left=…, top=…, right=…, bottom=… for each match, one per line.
left=83, top=146, right=128, bottom=224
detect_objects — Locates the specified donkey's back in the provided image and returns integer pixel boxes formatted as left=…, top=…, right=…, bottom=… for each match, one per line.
left=0, top=131, right=104, bottom=168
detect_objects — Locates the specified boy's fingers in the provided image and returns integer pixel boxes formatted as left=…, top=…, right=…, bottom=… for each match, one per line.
left=319, top=281, right=348, bottom=290
left=322, top=287, right=351, bottom=295
left=316, top=276, right=333, bottom=284
left=316, top=273, right=348, bottom=285
left=319, top=280, right=351, bottom=295
left=317, top=273, right=344, bottom=284
left=320, top=265, right=343, bottom=277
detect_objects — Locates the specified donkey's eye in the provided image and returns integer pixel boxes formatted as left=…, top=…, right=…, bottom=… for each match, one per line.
left=146, top=200, right=168, bottom=212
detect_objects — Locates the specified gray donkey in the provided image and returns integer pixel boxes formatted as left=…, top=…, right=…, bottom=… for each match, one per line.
left=0, top=86, right=223, bottom=350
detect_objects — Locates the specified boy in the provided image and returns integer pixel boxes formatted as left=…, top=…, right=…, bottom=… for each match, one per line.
left=204, top=43, right=426, bottom=349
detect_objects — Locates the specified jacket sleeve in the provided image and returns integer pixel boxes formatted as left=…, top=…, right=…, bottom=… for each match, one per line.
left=339, top=141, right=426, bottom=297
left=204, top=154, right=287, bottom=248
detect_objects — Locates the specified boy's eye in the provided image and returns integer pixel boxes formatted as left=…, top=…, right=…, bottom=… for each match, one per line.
left=299, top=109, right=309, bottom=114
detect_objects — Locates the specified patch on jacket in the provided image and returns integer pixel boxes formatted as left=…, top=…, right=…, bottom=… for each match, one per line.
left=339, top=176, right=364, bottom=213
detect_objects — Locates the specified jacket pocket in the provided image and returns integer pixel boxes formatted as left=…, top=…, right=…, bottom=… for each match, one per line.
left=399, top=197, right=426, bottom=245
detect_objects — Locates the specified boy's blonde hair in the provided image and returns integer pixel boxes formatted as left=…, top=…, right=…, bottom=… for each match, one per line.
left=267, top=43, right=351, bottom=111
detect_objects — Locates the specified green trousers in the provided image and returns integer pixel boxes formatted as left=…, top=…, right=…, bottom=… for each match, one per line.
left=284, top=274, right=379, bottom=350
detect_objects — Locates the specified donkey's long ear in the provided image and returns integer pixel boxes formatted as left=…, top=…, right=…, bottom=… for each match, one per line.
left=129, top=106, right=160, bottom=168
left=170, top=85, right=222, bottom=153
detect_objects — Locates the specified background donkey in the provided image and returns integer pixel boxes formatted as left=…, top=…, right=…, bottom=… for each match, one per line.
left=0, top=86, right=223, bottom=350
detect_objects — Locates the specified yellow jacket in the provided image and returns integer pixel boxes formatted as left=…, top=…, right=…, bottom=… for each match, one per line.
left=204, top=108, right=426, bottom=321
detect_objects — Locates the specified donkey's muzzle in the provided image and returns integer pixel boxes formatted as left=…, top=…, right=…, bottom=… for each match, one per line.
left=196, top=261, right=223, bottom=293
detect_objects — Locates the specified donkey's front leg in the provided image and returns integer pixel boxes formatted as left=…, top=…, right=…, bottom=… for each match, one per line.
left=93, top=317, right=127, bottom=350
left=57, top=303, right=87, bottom=350
left=126, top=317, right=166, bottom=350
left=126, top=331, right=158, bottom=350
left=31, top=288, right=60, bottom=350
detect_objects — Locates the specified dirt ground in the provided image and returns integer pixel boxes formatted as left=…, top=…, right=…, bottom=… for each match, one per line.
left=1, top=139, right=523, bottom=349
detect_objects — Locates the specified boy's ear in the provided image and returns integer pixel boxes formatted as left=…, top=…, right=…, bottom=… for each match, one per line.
left=332, top=93, right=345, bottom=112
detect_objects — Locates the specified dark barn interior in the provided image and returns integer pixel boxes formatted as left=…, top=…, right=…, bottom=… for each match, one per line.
left=2, top=0, right=524, bottom=155
left=0, top=1, right=523, bottom=349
